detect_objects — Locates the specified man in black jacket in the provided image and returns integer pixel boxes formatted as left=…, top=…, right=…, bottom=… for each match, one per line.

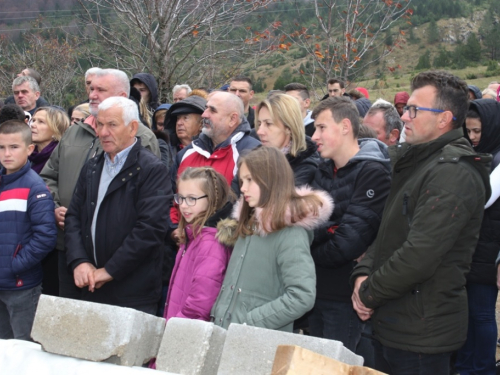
left=65, top=97, right=171, bottom=314
left=309, top=96, right=391, bottom=352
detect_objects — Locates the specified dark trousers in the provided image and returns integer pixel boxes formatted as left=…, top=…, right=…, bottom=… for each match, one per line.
left=456, top=282, right=498, bottom=375
left=373, top=339, right=451, bottom=375
left=356, top=320, right=376, bottom=369
left=0, top=285, right=42, bottom=340
left=58, top=250, right=82, bottom=299
left=41, top=249, right=59, bottom=296
left=308, top=298, right=364, bottom=353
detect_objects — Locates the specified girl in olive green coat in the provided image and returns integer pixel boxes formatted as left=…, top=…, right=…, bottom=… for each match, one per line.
left=211, top=146, right=333, bottom=332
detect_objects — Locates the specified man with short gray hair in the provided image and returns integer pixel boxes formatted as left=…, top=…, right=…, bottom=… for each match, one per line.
left=41, top=68, right=160, bottom=300
left=64, top=97, right=171, bottom=313
left=363, top=99, right=403, bottom=146
left=172, top=84, right=192, bottom=102
left=12, top=76, right=40, bottom=115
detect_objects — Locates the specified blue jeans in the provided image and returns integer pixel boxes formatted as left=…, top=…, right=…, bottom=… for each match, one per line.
left=309, top=298, right=364, bottom=352
left=0, top=284, right=42, bottom=340
left=456, top=282, right=498, bottom=375
left=373, top=339, right=451, bottom=375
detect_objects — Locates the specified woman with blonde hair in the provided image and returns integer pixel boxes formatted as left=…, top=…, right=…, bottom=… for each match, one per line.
left=255, top=93, right=318, bottom=186
left=70, top=103, right=90, bottom=125
left=29, top=106, right=69, bottom=174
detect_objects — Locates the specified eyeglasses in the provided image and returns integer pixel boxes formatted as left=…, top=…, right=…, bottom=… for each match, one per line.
left=403, top=105, right=456, bottom=121
left=71, top=117, right=85, bottom=123
left=174, top=194, right=208, bottom=206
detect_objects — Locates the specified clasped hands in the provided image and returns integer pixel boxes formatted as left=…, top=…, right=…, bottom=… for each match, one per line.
left=351, top=275, right=374, bottom=321
left=73, top=262, right=113, bottom=292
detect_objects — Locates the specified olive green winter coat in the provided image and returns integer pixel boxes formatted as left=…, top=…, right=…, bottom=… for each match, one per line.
left=351, top=129, right=491, bottom=354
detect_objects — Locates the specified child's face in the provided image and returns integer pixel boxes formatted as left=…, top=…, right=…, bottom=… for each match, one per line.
left=239, top=162, right=261, bottom=208
left=177, top=179, right=209, bottom=223
left=0, top=133, right=34, bottom=175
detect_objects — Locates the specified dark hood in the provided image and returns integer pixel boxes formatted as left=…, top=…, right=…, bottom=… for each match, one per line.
left=467, top=99, right=500, bottom=155
left=130, top=73, right=159, bottom=110
left=354, top=98, right=372, bottom=118
left=468, top=85, right=483, bottom=100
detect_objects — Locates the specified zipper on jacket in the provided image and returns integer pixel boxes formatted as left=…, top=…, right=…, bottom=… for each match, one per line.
left=402, top=193, right=413, bottom=226
left=402, top=194, right=408, bottom=216
left=13, top=244, right=24, bottom=287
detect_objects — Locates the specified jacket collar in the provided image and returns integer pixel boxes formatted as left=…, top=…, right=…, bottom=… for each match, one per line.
left=0, top=161, right=31, bottom=185
left=390, top=128, right=466, bottom=168
left=194, top=117, right=254, bottom=154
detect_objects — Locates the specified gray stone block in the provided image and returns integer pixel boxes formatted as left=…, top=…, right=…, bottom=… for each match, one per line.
left=31, top=295, right=166, bottom=367
left=156, top=318, right=226, bottom=375
left=217, top=323, right=364, bottom=375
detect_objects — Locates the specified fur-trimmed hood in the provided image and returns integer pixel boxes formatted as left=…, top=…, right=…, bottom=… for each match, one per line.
left=220, top=186, right=333, bottom=238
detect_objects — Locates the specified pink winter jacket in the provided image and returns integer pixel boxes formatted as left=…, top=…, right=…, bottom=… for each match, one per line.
left=164, top=225, right=231, bottom=321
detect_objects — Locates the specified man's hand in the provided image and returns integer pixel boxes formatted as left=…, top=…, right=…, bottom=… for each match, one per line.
left=73, top=262, right=96, bottom=289
left=55, top=206, right=67, bottom=230
left=352, top=275, right=374, bottom=321
left=170, top=228, right=180, bottom=246
left=93, top=268, right=113, bottom=291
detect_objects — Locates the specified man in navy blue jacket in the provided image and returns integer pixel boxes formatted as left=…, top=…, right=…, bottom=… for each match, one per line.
left=0, top=120, right=57, bottom=340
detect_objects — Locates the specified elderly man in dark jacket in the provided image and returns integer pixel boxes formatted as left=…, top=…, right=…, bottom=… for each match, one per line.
left=351, top=71, right=491, bottom=374
left=65, top=97, right=171, bottom=314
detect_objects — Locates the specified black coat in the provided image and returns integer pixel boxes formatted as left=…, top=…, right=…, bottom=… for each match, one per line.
left=65, top=139, right=172, bottom=309
left=286, top=137, right=319, bottom=187
left=466, top=99, right=500, bottom=285
left=311, top=139, right=391, bottom=301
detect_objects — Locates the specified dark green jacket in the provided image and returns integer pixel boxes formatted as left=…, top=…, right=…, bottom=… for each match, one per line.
left=351, top=129, right=491, bottom=354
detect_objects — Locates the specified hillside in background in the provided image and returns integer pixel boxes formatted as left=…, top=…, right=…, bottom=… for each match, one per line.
left=0, top=0, right=498, bottom=106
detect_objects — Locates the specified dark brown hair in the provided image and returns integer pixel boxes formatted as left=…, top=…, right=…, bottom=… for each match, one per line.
left=236, top=146, right=323, bottom=237
left=177, top=167, right=234, bottom=243
left=312, top=96, right=360, bottom=138
left=411, top=70, right=468, bottom=129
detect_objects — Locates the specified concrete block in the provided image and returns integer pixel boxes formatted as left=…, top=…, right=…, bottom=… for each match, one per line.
left=31, top=295, right=166, bottom=367
left=271, top=345, right=386, bottom=375
left=0, top=339, right=178, bottom=375
left=156, top=318, right=226, bottom=375
left=217, top=324, right=363, bottom=375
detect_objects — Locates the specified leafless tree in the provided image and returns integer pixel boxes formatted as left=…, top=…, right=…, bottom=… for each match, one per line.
left=77, top=0, right=275, bottom=101
left=0, top=31, right=82, bottom=107
left=276, top=0, right=413, bottom=95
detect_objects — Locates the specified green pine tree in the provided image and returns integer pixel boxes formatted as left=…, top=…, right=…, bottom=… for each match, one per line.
left=427, top=20, right=440, bottom=44
left=416, top=50, right=432, bottom=70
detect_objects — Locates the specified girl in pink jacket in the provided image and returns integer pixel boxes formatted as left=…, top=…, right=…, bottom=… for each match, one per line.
left=164, top=167, right=233, bottom=321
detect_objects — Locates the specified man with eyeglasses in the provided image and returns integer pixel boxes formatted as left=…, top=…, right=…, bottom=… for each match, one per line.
left=351, top=70, right=491, bottom=374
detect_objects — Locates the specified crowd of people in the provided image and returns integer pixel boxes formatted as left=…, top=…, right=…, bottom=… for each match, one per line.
left=0, top=65, right=500, bottom=375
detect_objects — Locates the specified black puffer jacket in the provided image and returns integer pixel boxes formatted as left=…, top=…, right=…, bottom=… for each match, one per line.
left=466, top=99, right=500, bottom=285
left=286, top=137, right=319, bottom=187
left=311, top=139, right=391, bottom=301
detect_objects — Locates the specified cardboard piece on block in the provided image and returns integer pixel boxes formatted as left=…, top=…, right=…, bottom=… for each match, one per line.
left=271, top=345, right=387, bottom=375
